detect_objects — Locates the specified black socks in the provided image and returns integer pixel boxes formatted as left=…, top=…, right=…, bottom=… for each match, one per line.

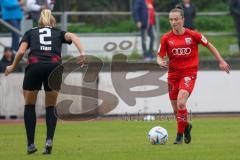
left=24, top=105, right=57, bottom=147
left=45, top=106, right=57, bottom=140
left=24, top=105, right=36, bottom=146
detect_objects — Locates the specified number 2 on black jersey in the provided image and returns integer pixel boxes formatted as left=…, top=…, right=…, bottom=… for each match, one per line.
left=39, top=28, right=52, bottom=45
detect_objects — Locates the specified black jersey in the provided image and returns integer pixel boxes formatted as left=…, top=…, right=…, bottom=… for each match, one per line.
left=20, top=26, right=72, bottom=64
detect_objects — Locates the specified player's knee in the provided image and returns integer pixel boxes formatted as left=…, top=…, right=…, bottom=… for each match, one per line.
left=177, top=101, right=186, bottom=109
left=24, top=98, right=37, bottom=105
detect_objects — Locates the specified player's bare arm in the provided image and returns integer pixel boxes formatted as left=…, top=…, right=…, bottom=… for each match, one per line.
left=5, top=42, right=28, bottom=76
left=65, top=32, right=85, bottom=56
left=207, top=42, right=230, bottom=74
left=65, top=32, right=86, bottom=67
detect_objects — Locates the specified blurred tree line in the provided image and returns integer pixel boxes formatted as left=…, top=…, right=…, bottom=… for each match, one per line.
left=54, top=0, right=131, bottom=12
left=53, top=0, right=229, bottom=25
left=155, top=0, right=228, bottom=12
left=54, top=0, right=132, bottom=26
left=54, top=0, right=229, bottom=12
left=0, top=0, right=230, bottom=32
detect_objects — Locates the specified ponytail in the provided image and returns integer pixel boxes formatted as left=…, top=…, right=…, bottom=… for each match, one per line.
left=38, top=9, right=56, bottom=27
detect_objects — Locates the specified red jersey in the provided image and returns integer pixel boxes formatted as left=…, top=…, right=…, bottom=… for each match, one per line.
left=157, top=28, right=208, bottom=77
left=145, top=0, right=155, bottom=25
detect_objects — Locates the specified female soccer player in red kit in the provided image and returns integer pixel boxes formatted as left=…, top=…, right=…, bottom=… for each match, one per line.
left=157, top=7, right=230, bottom=144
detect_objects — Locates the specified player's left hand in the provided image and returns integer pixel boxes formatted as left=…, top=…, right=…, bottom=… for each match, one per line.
left=219, top=60, right=230, bottom=74
left=77, top=55, right=87, bottom=68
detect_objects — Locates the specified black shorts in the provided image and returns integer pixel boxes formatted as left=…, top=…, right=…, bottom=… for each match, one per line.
left=23, top=63, right=63, bottom=91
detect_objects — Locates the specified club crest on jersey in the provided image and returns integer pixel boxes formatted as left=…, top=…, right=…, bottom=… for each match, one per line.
left=184, top=77, right=191, bottom=87
left=185, top=38, right=192, bottom=45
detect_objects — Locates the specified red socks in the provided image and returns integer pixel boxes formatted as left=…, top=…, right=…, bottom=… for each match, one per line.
left=177, top=109, right=188, bottom=134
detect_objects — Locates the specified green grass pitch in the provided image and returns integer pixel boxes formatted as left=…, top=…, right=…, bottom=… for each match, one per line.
left=0, top=117, right=240, bottom=160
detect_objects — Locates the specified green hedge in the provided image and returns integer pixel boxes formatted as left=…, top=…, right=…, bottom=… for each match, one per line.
left=0, top=16, right=234, bottom=33
left=159, top=15, right=235, bottom=32
left=67, top=15, right=235, bottom=33
left=154, top=0, right=229, bottom=12
left=68, top=19, right=136, bottom=33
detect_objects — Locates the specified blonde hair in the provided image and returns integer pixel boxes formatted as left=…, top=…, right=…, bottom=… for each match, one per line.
left=38, top=9, right=56, bottom=27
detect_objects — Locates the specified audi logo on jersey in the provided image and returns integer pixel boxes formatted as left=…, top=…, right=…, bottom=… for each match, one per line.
left=172, top=47, right=191, bottom=55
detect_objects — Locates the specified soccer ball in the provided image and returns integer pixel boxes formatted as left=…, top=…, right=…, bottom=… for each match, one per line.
left=143, top=115, right=155, bottom=121
left=148, top=126, right=168, bottom=145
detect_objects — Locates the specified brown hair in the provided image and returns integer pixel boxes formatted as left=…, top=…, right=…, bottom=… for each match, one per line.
left=170, top=6, right=184, bottom=18
left=38, top=9, right=56, bottom=27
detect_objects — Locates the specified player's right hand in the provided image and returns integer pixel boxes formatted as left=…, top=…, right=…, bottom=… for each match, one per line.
left=77, top=55, right=87, bottom=68
left=157, top=57, right=168, bottom=68
left=158, top=61, right=168, bottom=68
left=5, top=65, right=14, bottom=76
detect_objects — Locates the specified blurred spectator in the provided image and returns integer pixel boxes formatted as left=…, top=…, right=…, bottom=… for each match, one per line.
left=0, top=47, right=15, bottom=73
left=0, top=0, right=1, bottom=14
left=27, top=0, right=55, bottom=25
left=176, top=0, right=196, bottom=30
left=229, top=0, right=240, bottom=50
left=1, top=0, right=24, bottom=52
left=132, top=0, right=156, bottom=61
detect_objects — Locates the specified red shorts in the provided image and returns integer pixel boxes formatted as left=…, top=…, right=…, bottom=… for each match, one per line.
left=168, top=73, right=197, bottom=100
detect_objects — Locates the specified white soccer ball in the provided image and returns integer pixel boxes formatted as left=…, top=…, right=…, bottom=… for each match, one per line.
left=143, top=115, right=155, bottom=121
left=148, top=126, right=168, bottom=145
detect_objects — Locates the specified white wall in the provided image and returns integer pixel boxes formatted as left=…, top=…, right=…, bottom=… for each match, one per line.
left=0, top=71, right=239, bottom=117
left=0, top=36, right=143, bottom=57
left=99, top=71, right=240, bottom=114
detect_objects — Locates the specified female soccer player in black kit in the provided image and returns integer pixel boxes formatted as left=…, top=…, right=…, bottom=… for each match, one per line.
left=5, top=9, right=86, bottom=154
